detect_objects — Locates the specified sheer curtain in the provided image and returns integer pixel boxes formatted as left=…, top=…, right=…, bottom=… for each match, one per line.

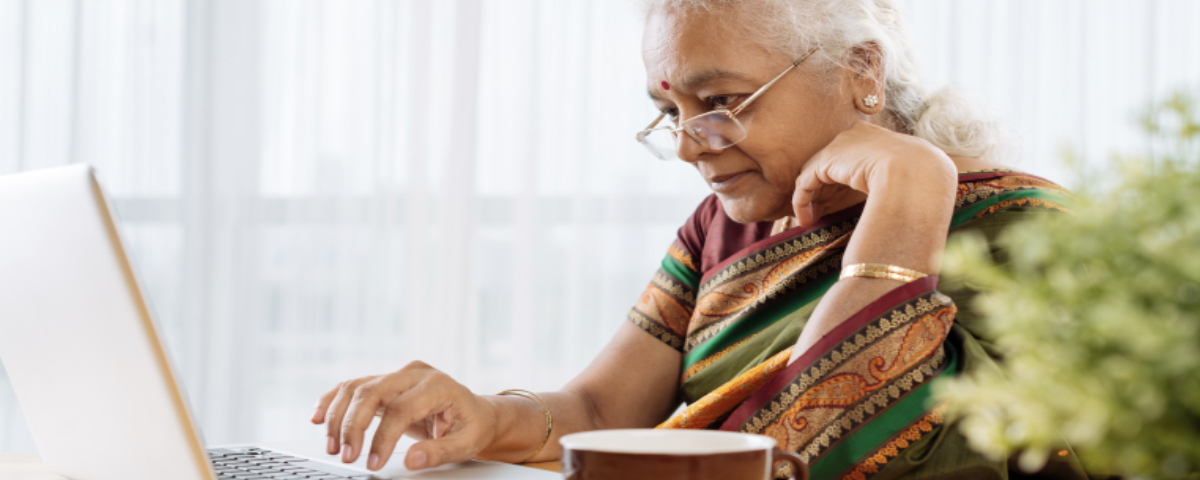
left=1, top=0, right=1198, bottom=452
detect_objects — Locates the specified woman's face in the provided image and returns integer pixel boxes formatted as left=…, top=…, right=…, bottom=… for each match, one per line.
left=643, top=8, right=863, bottom=223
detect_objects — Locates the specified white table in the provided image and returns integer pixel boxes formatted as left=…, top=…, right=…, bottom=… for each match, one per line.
left=0, top=454, right=68, bottom=480
left=0, top=453, right=561, bottom=479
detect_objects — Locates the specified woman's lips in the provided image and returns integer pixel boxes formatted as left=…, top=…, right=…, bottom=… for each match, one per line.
left=709, top=171, right=750, bottom=192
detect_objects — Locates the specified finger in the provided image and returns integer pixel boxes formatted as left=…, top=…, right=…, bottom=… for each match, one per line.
left=337, top=381, right=389, bottom=464
left=793, top=180, right=826, bottom=226
left=366, top=384, right=447, bottom=470
left=398, top=417, right=433, bottom=442
left=793, top=155, right=831, bottom=226
left=404, top=423, right=432, bottom=442
left=341, top=370, right=426, bottom=464
left=364, top=408, right=418, bottom=470
left=405, top=429, right=482, bottom=471
left=325, top=378, right=373, bottom=453
left=311, top=385, right=341, bottom=424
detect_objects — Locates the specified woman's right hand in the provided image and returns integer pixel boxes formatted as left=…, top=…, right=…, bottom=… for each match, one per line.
left=311, top=361, right=499, bottom=472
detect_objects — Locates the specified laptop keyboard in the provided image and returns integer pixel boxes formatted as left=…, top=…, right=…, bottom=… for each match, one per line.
left=207, top=447, right=383, bottom=480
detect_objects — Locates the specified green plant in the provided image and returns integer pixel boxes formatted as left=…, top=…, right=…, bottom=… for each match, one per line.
left=935, top=91, right=1200, bottom=479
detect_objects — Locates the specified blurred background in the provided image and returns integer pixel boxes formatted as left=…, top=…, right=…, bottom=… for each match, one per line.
left=0, top=0, right=1198, bottom=452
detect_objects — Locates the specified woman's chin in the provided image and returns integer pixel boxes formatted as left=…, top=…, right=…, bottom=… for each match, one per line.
left=717, top=195, right=787, bottom=224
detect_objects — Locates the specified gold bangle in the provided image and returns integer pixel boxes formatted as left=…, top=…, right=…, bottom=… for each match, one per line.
left=840, top=263, right=928, bottom=283
left=497, top=389, right=553, bottom=464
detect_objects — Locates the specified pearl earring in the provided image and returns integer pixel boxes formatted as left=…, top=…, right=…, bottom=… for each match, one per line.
left=863, top=94, right=878, bottom=108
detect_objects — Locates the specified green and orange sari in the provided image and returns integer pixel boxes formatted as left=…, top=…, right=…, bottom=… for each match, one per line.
left=628, top=171, right=1086, bottom=479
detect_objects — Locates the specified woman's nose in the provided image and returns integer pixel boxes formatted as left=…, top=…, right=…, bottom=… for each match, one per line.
left=674, top=128, right=722, bottom=163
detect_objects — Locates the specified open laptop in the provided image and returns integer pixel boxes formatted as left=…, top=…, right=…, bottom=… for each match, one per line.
left=0, top=164, right=557, bottom=480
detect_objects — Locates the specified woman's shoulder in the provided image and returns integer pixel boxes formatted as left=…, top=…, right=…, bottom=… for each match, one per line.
left=952, top=168, right=1073, bottom=229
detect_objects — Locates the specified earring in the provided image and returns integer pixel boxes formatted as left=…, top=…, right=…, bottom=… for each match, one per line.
left=863, top=94, right=879, bottom=108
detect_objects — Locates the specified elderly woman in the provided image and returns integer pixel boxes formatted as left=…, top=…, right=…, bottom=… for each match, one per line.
left=314, top=1, right=1083, bottom=478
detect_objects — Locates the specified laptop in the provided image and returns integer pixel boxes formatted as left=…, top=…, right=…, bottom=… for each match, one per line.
left=0, top=164, right=557, bottom=480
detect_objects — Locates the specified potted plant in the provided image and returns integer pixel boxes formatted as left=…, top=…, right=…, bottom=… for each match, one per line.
left=936, top=92, right=1200, bottom=479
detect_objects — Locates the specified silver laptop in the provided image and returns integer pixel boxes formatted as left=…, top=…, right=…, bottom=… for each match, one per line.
left=0, top=164, right=556, bottom=480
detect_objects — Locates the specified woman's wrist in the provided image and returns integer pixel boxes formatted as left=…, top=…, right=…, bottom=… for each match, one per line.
left=473, top=395, right=514, bottom=460
left=867, top=144, right=957, bottom=203
left=475, top=394, right=546, bottom=462
left=847, top=148, right=957, bottom=274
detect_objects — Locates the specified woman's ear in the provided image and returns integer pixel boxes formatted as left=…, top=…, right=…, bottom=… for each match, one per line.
left=849, top=41, right=886, bottom=115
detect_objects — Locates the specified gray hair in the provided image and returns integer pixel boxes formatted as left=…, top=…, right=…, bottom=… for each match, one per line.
left=642, top=0, right=1013, bottom=162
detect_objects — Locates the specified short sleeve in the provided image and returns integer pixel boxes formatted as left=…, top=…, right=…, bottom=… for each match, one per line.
left=625, top=196, right=720, bottom=351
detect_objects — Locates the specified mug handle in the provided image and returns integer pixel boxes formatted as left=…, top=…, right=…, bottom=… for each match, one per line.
left=770, top=447, right=810, bottom=480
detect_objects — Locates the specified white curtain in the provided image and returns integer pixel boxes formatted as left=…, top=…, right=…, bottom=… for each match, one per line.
left=1, top=0, right=1198, bottom=452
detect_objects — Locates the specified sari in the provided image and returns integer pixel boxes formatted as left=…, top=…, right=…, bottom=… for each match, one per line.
left=628, top=171, right=1088, bottom=479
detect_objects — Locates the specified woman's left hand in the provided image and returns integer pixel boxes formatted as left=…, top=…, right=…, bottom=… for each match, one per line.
left=791, top=121, right=957, bottom=227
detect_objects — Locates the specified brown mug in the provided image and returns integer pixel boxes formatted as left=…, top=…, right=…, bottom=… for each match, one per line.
left=560, top=429, right=808, bottom=480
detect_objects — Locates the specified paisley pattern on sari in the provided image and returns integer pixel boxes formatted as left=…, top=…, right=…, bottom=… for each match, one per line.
left=729, top=280, right=959, bottom=480
left=624, top=171, right=1086, bottom=479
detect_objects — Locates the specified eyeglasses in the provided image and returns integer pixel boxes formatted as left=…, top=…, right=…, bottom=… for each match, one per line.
left=636, top=45, right=820, bottom=161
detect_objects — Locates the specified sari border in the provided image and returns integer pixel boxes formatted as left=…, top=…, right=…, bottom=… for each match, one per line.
left=952, top=189, right=1072, bottom=228
left=627, top=309, right=686, bottom=351
left=718, top=275, right=941, bottom=431
left=828, top=402, right=947, bottom=480
left=796, top=345, right=951, bottom=467
left=823, top=401, right=949, bottom=480
left=956, top=170, right=1049, bottom=182
left=650, top=269, right=698, bottom=307
left=662, top=252, right=701, bottom=289
left=812, top=342, right=960, bottom=479
left=696, top=170, right=1039, bottom=286
left=699, top=204, right=864, bottom=285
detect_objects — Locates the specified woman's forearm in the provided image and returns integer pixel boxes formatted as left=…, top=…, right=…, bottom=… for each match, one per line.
left=791, top=156, right=957, bottom=361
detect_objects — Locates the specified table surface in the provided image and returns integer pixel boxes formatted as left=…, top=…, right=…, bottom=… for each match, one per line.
left=0, top=454, right=562, bottom=479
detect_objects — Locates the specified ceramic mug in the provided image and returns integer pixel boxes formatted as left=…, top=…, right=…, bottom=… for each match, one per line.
left=559, top=429, right=808, bottom=480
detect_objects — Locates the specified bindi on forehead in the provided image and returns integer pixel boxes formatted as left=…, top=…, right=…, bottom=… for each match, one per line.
left=647, top=68, right=756, bottom=100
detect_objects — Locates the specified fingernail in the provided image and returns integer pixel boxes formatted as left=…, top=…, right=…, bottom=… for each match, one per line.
left=312, top=407, right=324, bottom=422
left=410, top=450, right=427, bottom=470
left=326, top=436, right=337, bottom=454
left=341, top=444, right=354, bottom=463
left=368, top=453, right=380, bottom=470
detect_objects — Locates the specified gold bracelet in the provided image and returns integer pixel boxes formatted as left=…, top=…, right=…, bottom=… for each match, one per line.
left=497, top=389, right=553, bottom=464
left=840, top=263, right=928, bottom=283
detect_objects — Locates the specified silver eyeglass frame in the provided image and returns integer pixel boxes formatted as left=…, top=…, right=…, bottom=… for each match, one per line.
left=636, top=45, right=820, bottom=160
